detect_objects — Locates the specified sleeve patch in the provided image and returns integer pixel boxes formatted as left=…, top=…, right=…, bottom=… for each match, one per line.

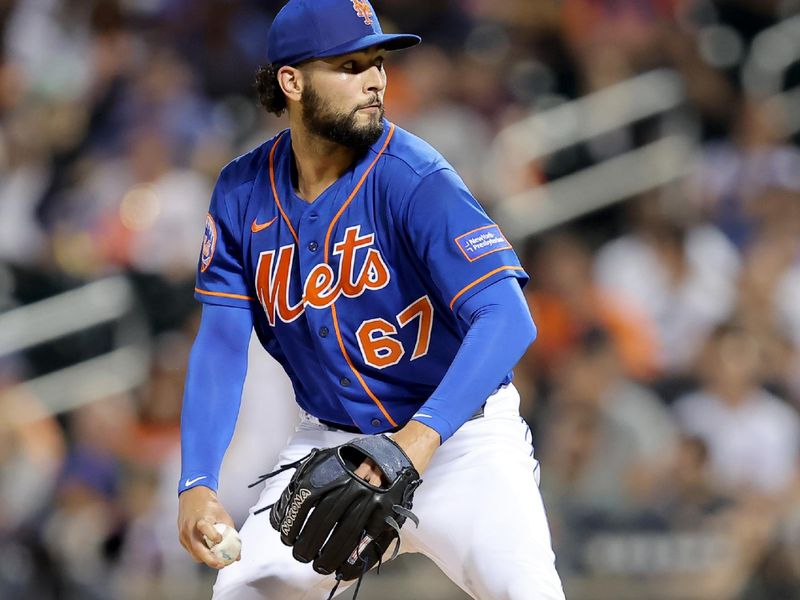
left=454, top=225, right=511, bottom=262
left=200, top=213, right=217, bottom=272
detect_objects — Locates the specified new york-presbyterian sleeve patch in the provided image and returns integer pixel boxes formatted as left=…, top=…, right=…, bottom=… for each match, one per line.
left=200, top=213, right=217, bottom=272
left=454, top=224, right=512, bottom=262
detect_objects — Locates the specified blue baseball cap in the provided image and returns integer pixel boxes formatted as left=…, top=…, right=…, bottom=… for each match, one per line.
left=267, top=0, right=421, bottom=66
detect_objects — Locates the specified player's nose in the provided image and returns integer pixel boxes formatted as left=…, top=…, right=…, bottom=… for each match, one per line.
left=362, top=64, right=386, bottom=95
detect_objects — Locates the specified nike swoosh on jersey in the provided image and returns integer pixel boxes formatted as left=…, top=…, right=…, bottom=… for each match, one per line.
left=413, top=413, right=432, bottom=419
left=251, top=216, right=278, bottom=233
left=184, top=475, right=208, bottom=487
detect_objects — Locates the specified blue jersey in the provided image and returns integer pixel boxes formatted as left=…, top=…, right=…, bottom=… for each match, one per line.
left=195, top=120, right=527, bottom=434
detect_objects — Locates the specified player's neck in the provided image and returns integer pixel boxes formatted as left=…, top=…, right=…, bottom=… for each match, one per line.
left=289, top=124, right=357, bottom=203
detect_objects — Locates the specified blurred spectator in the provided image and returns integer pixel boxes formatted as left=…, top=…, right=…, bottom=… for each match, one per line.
left=5, top=0, right=96, bottom=103
left=539, top=397, right=639, bottom=571
left=594, top=197, right=740, bottom=374
left=651, top=435, right=733, bottom=529
left=734, top=228, right=800, bottom=400
left=564, top=329, right=678, bottom=495
left=42, top=446, right=122, bottom=598
left=0, top=363, right=65, bottom=533
left=693, top=99, right=800, bottom=247
left=673, top=322, right=800, bottom=497
left=523, top=231, right=660, bottom=385
left=0, top=114, right=50, bottom=267
left=738, top=228, right=800, bottom=346
left=540, top=328, right=676, bottom=519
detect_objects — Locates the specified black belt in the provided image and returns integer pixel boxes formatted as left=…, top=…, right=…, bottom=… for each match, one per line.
left=318, top=418, right=370, bottom=434
left=318, top=404, right=485, bottom=434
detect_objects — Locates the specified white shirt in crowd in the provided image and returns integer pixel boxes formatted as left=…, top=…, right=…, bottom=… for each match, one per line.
left=673, top=388, right=800, bottom=494
left=594, top=225, right=740, bottom=372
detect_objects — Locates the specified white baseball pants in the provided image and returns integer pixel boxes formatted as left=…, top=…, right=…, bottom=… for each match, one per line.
left=212, top=385, right=565, bottom=600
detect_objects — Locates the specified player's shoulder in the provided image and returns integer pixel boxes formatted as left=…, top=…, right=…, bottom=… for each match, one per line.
left=379, top=122, right=453, bottom=182
left=217, top=129, right=287, bottom=192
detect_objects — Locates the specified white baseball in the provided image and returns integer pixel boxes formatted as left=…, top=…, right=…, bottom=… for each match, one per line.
left=203, top=523, right=242, bottom=566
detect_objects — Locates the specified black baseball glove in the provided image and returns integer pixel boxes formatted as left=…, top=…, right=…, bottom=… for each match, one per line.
left=251, top=435, right=422, bottom=585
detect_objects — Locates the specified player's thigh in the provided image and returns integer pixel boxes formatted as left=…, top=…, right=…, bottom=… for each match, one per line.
left=409, top=406, right=564, bottom=599
left=213, top=430, right=354, bottom=600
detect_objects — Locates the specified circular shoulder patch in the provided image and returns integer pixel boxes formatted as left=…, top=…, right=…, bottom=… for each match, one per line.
left=200, top=213, right=217, bottom=273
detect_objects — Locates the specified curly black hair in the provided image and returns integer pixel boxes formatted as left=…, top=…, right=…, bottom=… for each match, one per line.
left=254, top=63, right=287, bottom=116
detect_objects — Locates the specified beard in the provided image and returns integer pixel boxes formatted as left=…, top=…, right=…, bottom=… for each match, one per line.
left=301, top=84, right=385, bottom=150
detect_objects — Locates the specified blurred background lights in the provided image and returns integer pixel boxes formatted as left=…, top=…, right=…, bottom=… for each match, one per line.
left=119, top=185, right=161, bottom=232
left=464, top=23, right=511, bottom=66
left=697, top=25, right=744, bottom=69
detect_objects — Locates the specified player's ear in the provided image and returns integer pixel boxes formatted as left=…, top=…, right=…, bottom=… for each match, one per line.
left=277, top=66, right=303, bottom=103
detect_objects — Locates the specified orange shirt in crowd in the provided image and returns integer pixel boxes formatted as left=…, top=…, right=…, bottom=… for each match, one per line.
left=526, top=287, right=660, bottom=381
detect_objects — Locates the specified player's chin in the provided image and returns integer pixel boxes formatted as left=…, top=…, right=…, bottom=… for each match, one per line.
left=352, top=113, right=381, bottom=129
left=342, top=114, right=384, bottom=148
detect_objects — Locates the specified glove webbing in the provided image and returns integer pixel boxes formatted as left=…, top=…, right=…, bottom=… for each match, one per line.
left=248, top=450, right=315, bottom=489
left=248, top=450, right=316, bottom=515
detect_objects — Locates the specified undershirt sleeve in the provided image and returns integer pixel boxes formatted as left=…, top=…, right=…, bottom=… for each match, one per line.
left=178, top=303, right=253, bottom=494
left=410, top=276, right=537, bottom=442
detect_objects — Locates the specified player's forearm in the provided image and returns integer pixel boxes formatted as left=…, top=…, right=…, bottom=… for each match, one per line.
left=179, top=304, right=253, bottom=495
left=412, top=277, right=536, bottom=442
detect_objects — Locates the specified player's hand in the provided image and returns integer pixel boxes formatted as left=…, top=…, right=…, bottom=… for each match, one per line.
left=177, top=485, right=238, bottom=569
left=354, top=421, right=440, bottom=483
left=353, top=458, right=387, bottom=486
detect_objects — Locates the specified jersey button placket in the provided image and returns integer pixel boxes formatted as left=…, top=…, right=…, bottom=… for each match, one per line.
left=371, top=418, right=381, bottom=427
left=319, top=326, right=329, bottom=338
left=340, top=377, right=351, bottom=387
left=307, top=241, right=318, bottom=252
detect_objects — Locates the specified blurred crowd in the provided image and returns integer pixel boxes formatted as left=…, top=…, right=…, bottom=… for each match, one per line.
left=2, top=0, right=800, bottom=599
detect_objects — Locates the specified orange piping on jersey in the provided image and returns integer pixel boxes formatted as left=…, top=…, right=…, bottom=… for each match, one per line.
left=195, top=287, right=254, bottom=301
left=324, top=123, right=397, bottom=426
left=331, top=303, right=399, bottom=428
left=268, top=132, right=299, bottom=246
left=449, top=266, right=526, bottom=311
left=323, top=123, right=395, bottom=262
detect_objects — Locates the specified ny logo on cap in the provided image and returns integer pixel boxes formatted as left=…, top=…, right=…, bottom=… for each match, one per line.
left=351, top=0, right=373, bottom=25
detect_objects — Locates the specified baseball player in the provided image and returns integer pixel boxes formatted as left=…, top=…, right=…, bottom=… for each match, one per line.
left=177, top=1, right=565, bottom=598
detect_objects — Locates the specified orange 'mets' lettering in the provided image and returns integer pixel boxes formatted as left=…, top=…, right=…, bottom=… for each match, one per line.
left=255, top=226, right=390, bottom=325
left=255, top=246, right=304, bottom=326
left=333, top=226, right=378, bottom=296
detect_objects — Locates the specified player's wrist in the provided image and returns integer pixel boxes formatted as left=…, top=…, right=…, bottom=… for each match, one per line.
left=398, top=419, right=441, bottom=444
left=178, top=473, right=219, bottom=496
left=390, top=420, right=441, bottom=473
left=179, top=484, right=216, bottom=497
